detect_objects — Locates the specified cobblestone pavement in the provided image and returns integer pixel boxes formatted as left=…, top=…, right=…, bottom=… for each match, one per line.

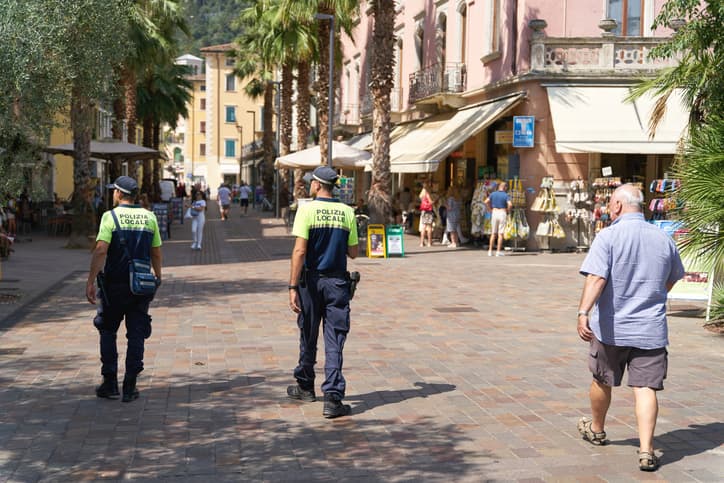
left=0, top=203, right=721, bottom=482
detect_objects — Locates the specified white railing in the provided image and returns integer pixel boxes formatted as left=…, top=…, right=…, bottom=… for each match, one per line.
left=530, top=36, right=678, bottom=74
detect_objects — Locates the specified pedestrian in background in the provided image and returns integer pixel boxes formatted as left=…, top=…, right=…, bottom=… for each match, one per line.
left=86, top=176, right=163, bottom=403
left=485, top=182, right=511, bottom=256
left=418, top=183, right=434, bottom=247
left=445, top=186, right=461, bottom=248
left=287, top=166, right=358, bottom=419
left=189, top=190, right=206, bottom=250
left=217, top=184, right=232, bottom=221
left=238, top=181, right=252, bottom=215
left=576, top=184, right=684, bottom=472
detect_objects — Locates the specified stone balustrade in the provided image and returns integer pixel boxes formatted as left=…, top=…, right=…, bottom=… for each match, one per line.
left=529, top=19, right=679, bottom=75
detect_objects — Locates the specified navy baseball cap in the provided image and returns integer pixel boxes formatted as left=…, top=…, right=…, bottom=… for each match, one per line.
left=106, top=176, right=138, bottom=194
left=311, top=166, right=339, bottom=185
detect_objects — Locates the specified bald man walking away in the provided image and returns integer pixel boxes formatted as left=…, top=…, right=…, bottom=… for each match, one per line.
left=576, top=184, right=684, bottom=472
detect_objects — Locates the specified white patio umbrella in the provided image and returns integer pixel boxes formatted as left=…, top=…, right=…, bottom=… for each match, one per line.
left=274, top=141, right=371, bottom=169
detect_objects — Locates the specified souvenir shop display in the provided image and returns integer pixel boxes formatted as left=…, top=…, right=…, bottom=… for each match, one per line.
left=648, top=178, right=681, bottom=220
left=591, top=177, right=622, bottom=233
left=470, top=180, right=493, bottom=238
left=503, top=178, right=530, bottom=243
left=171, top=197, right=184, bottom=223
left=152, top=203, right=170, bottom=241
left=336, top=176, right=355, bottom=204
left=531, top=176, right=565, bottom=241
left=564, top=179, right=592, bottom=249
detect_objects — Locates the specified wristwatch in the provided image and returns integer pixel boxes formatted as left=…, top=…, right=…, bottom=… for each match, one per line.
left=577, top=310, right=589, bottom=317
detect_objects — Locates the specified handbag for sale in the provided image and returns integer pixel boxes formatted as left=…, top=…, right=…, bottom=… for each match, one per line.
left=110, top=210, right=158, bottom=297
left=536, top=220, right=551, bottom=237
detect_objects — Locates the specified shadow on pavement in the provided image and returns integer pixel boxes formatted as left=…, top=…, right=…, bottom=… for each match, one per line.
left=348, top=381, right=457, bottom=415
left=610, top=422, right=724, bottom=467
left=0, top=355, right=486, bottom=480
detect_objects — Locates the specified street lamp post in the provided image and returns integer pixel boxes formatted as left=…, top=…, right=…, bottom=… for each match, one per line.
left=272, top=80, right=281, bottom=218
left=315, top=13, right=334, bottom=168
left=235, top=123, right=243, bottom=185
left=247, top=110, right=256, bottom=189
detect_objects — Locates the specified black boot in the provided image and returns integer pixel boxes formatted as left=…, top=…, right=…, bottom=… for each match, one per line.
left=95, top=374, right=119, bottom=399
left=122, top=374, right=139, bottom=403
left=323, top=394, right=351, bottom=419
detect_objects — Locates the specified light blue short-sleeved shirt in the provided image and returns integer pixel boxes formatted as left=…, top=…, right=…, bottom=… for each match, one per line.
left=580, top=212, right=685, bottom=349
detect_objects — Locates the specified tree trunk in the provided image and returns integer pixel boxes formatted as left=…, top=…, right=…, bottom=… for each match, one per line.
left=141, top=116, right=153, bottom=196
left=151, top=121, right=161, bottom=202
left=110, top=97, right=124, bottom=180
left=123, top=67, right=139, bottom=180
left=294, top=60, right=311, bottom=200
left=262, top=81, right=275, bottom=201
left=279, top=62, right=294, bottom=206
left=367, top=0, right=397, bottom=224
left=67, top=89, right=96, bottom=249
left=317, top=6, right=333, bottom=166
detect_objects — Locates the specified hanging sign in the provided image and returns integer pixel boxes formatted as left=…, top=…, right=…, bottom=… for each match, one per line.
left=512, top=116, right=535, bottom=148
left=495, top=130, right=514, bottom=144
left=385, top=225, right=405, bottom=257
left=602, top=166, right=613, bottom=177
left=367, top=224, right=386, bottom=258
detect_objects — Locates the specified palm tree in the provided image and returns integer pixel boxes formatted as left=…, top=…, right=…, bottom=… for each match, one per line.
left=629, top=2, right=724, bottom=321
left=260, top=2, right=318, bottom=202
left=366, top=0, right=397, bottom=224
left=280, top=0, right=359, bottom=166
left=235, top=2, right=287, bottom=204
left=137, top=62, right=192, bottom=200
left=118, top=0, right=188, bottom=163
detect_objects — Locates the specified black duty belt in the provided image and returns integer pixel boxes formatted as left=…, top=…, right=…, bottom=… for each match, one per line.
left=308, top=270, right=347, bottom=279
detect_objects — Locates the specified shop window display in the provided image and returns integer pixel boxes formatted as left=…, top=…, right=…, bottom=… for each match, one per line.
left=531, top=176, right=565, bottom=247
left=648, top=178, right=681, bottom=221
left=564, top=179, right=592, bottom=249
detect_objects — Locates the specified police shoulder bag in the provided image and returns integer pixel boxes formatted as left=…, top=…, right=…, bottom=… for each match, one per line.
left=110, top=210, right=159, bottom=297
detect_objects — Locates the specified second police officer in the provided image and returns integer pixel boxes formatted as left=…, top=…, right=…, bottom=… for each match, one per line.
left=287, top=166, right=359, bottom=418
left=86, top=176, right=163, bottom=403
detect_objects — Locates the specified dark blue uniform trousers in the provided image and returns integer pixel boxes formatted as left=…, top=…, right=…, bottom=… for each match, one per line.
left=94, top=282, right=152, bottom=377
left=294, top=273, right=350, bottom=400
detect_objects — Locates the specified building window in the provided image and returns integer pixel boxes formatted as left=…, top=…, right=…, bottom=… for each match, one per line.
left=414, top=20, right=424, bottom=70
left=200, top=84, right=206, bottom=92
left=200, top=121, right=206, bottom=133
left=225, top=106, right=236, bottom=123
left=607, top=0, right=643, bottom=36
left=200, top=98, right=206, bottom=110
left=200, top=143, right=206, bottom=156
left=225, top=74, right=236, bottom=91
left=225, top=56, right=235, bottom=67
left=224, top=139, right=236, bottom=158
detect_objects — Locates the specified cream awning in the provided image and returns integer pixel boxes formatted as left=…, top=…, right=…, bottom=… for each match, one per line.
left=388, top=94, right=525, bottom=173
left=546, top=86, right=689, bottom=154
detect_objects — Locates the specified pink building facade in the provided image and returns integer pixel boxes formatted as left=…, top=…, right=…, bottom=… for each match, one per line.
left=339, top=0, right=687, bottom=250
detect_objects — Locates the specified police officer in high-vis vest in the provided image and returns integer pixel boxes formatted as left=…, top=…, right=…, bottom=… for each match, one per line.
left=86, top=176, right=163, bottom=402
left=287, top=166, right=358, bottom=418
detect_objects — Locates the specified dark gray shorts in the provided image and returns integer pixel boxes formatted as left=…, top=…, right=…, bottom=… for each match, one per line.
left=588, top=338, right=667, bottom=390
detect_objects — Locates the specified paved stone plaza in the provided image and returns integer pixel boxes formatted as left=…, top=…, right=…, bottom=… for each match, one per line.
left=0, top=205, right=722, bottom=482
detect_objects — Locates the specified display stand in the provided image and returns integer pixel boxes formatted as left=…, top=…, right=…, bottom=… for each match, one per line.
left=564, top=179, right=591, bottom=252
left=506, top=178, right=529, bottom=251
left=531, top=176, right=565, bottom=251
left=367, top=224, right=386, bottom=258
left=591, top=177, right=622, bottom=234
left=648, top=179, right=680, bottom=221
left=152, top=203, right=170, bottom=241
left=385, top=225, right=405, bottom=257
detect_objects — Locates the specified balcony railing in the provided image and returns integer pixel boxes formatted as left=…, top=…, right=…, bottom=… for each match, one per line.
left=408, top=63, right=467, bottom=104
left=530, top=36, right=678, bottom=74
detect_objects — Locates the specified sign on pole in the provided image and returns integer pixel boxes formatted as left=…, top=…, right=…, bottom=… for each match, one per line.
left=513, top=116, right=535, bottom=148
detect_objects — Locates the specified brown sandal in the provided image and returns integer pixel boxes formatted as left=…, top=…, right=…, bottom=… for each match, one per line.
left=577, top=417, right=607, bottom=445
left=638, top=451, right=660, bottom=471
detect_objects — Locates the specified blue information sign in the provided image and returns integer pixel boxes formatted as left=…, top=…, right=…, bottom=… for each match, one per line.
left=513, top=116, right=535, bottom=148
